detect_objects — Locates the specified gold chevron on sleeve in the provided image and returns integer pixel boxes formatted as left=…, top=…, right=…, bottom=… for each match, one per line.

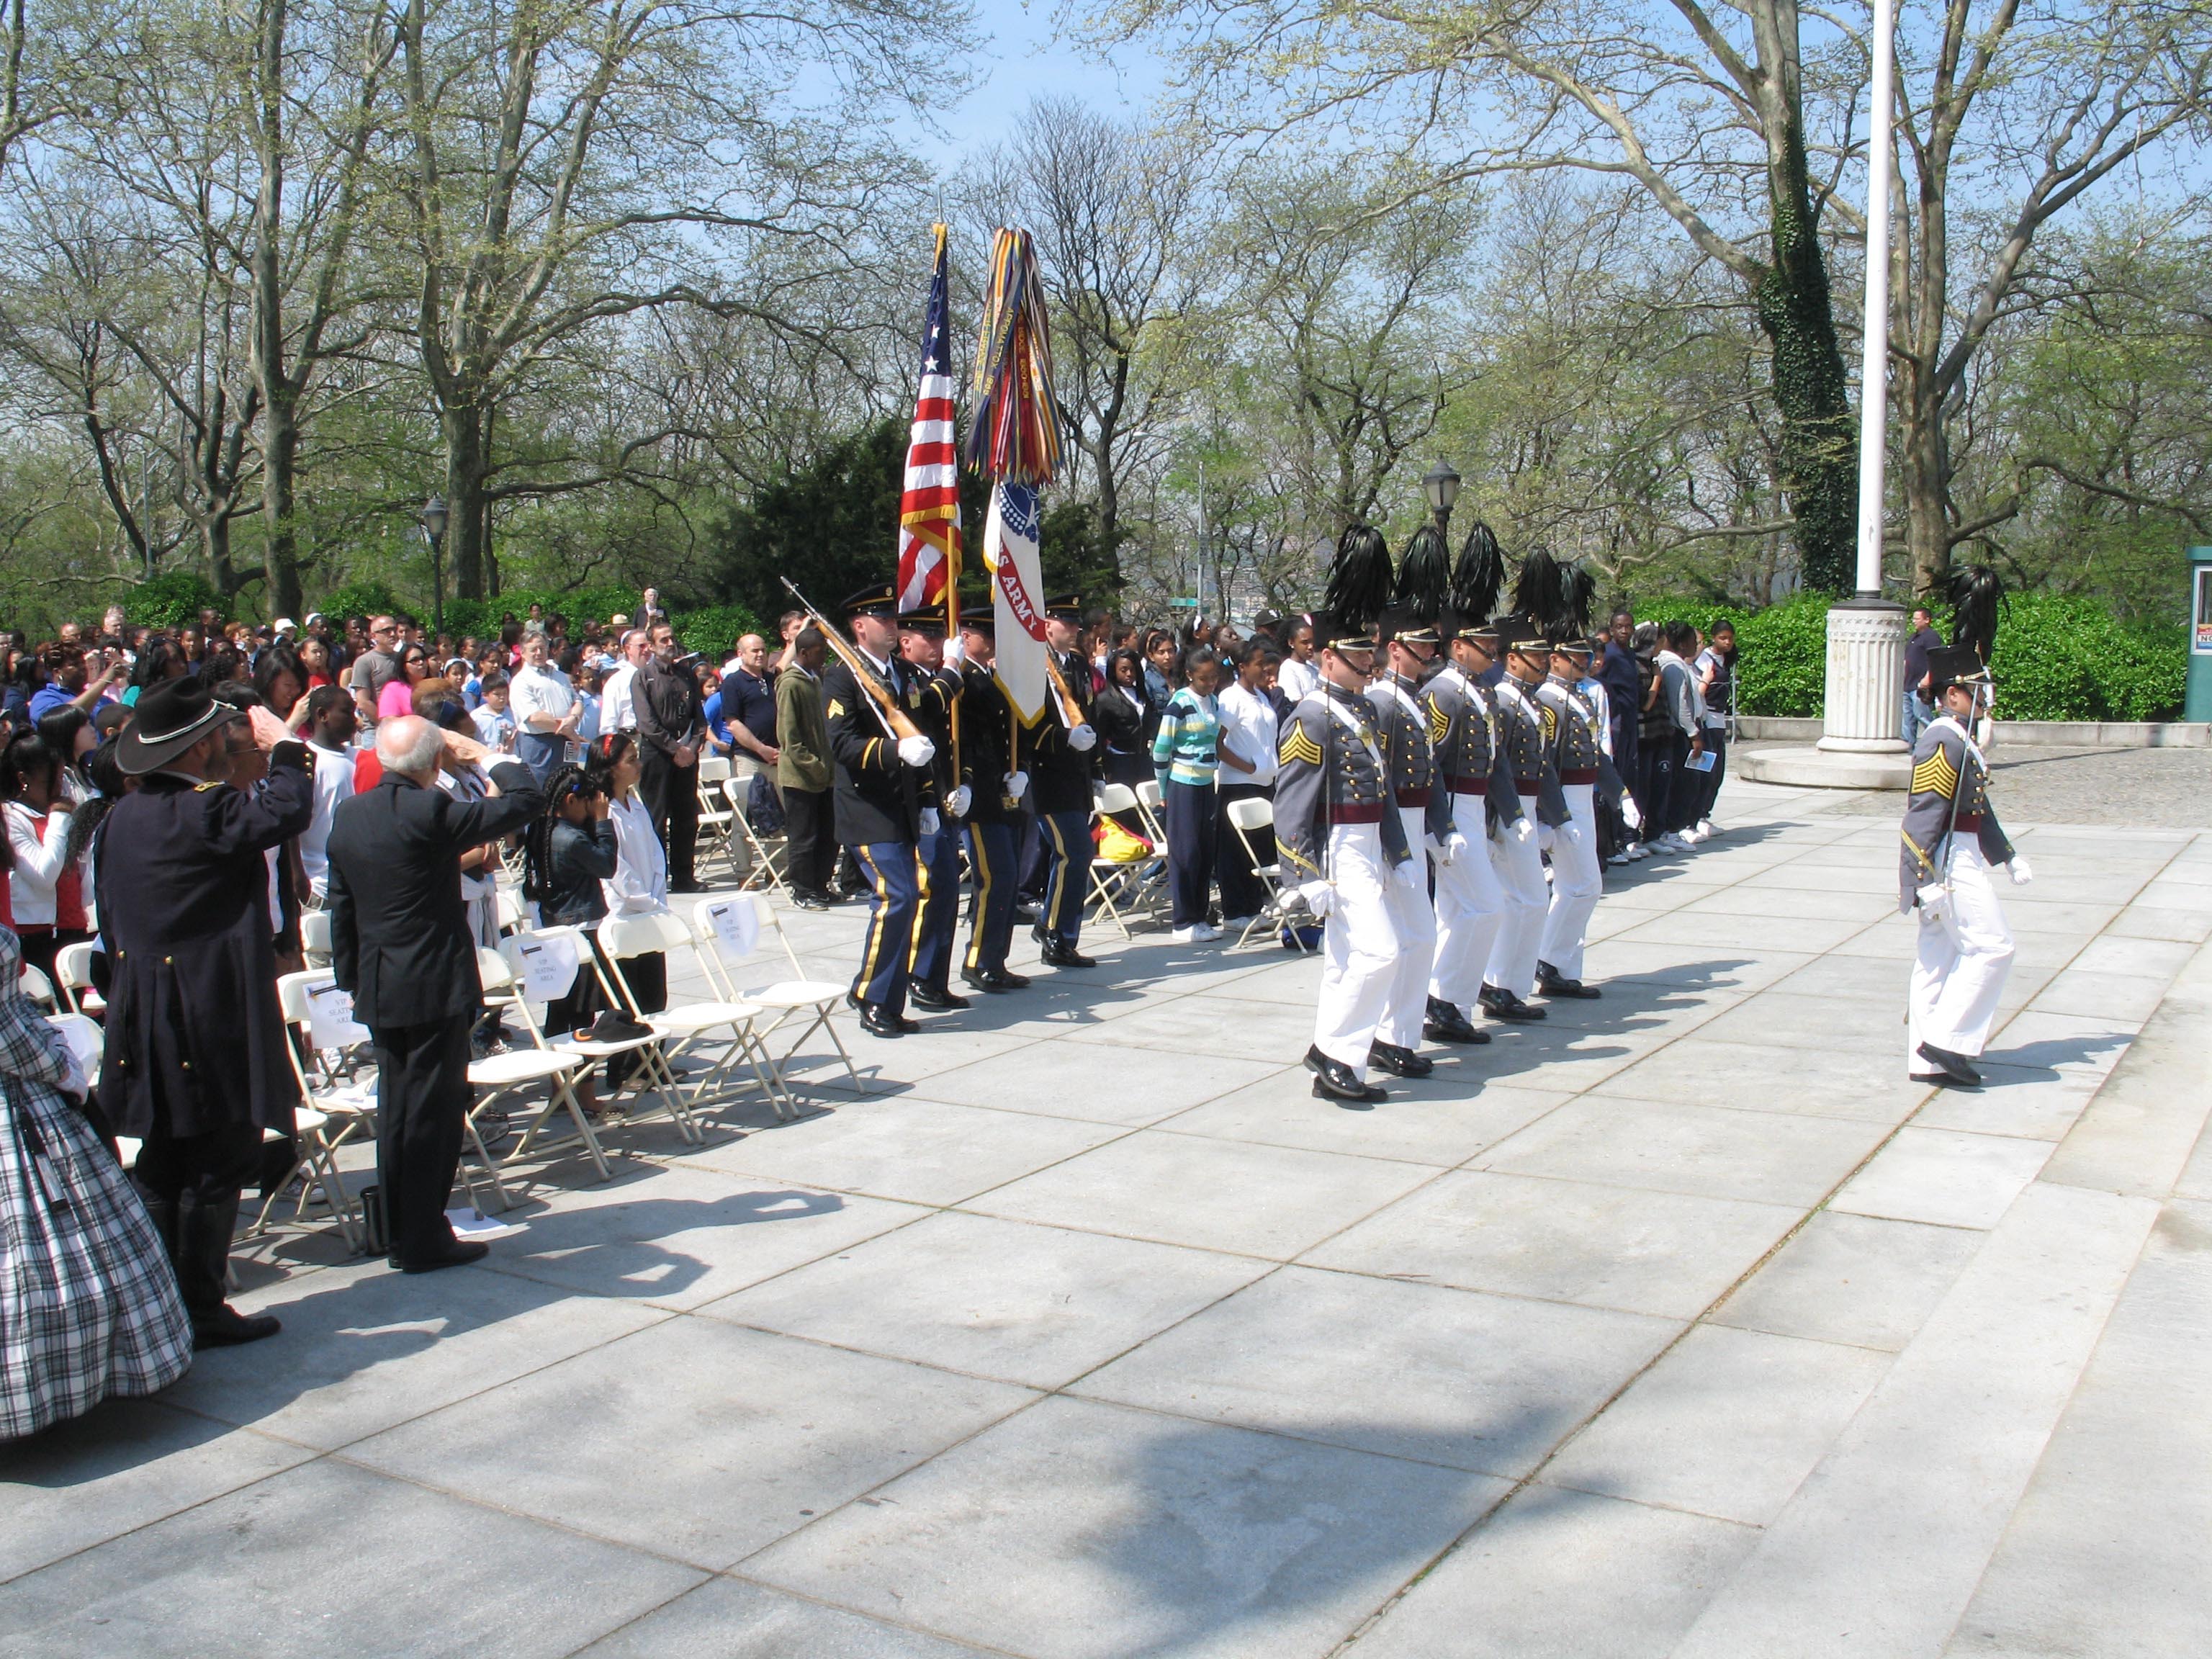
left=1427, top=705, right=1450, bottom=745
left=827, top=698, right=845, bottom=720
left=1912, top=749, right=1958, bottom=799
left=1279, top=724, right=1325, bottom=768
left=1540, top=706, right=1557, bottom=742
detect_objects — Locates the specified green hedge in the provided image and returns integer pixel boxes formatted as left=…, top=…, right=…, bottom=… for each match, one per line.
left=1678, top=592, right=2185, bottom=721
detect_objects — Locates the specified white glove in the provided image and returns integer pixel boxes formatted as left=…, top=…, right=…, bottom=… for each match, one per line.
left=1443, top=831, right=1469, bottom=864
left=1068, top=722, right=1097, bottom=752
left=1620, top=795, right=1643, bottom=830
left=919, top=808, right=940, bottom=837
left=1562, top=818, right=1583, bottom=845
left=945, top=785, right=972, bottom=819
left=2010, top=855, right=2033, bottom=886
left=1295, top=880, right=1335, bottom=919
left=1393, top=858, right=1424, bottom=891
left=1425, top=833, right=1455, bottom=867
left=1511, top=817, right=1534, bottom=845
left=1916, top=882, right=1952, bottom=921
left=1004, top=770, right=1029, bottom=799
left=943, top=635, right=966, bottom=667
left=897, top=734, right=936, bottom=768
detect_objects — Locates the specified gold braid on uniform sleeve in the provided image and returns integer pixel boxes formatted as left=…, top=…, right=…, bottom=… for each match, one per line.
left=1911, top=747, right=1958, bottom=799
left=1279, top=725, right=1324, bottom=768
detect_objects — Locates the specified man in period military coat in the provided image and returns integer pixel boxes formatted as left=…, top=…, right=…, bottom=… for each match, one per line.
left=1482, top=619, right=1569, bottom=1022
left=1421, top=613, right=1516, bottom=1045
left=1275, top=612, right=1412, bottom=1105
left=96, top=678, right=315, bottom=1346
left=896, top=606, right=972, bottom=1012
left=1533, top=634, right=1622, bottom=999
left=823, top=584, right=938, bottom=1038
left=1364, top=608, right=1452, bottom=1079
left=953, top=613, right=1033, bottom=992
left=1028, top=593, right=1101, bottom=970
left=1899, top=645, right=2026, bottom=1088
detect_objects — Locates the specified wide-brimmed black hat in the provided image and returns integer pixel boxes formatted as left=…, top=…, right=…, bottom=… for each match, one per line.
left=1377, top=606, right=1439, bottom=648
left=1928, top=644, right=1992, bottom=695
left=1496, top=614, right=1552, bottom=660
left=116, top=677, right=241, bottom=775
left=841, top=583, right=899, bottom=619
left=1443, top=611, right=1502, bottom=652
left=1309, top=610, right=1379, bottom=657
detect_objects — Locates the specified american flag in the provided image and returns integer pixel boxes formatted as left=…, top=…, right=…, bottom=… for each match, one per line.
left=896, top=227, right=961, bottom=611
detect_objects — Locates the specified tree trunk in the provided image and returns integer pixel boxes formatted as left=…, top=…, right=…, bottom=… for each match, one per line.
left=261, top=400, right=305, bottom=619
left=1755, top=117, right=1855, bottom=593
left=442, top=403, right=489, bottom=599
left=1897, top=372, right=1949, bottom=598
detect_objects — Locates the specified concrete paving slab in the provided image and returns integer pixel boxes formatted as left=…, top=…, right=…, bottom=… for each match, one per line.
left=1539, top=1323, right=1889, bottom=1525
left=1346, top=1485, right=1759, bottom=1659
left=1059, top=994, right=1323, bottom=1059
left=1072, top=1265, right=1678, bottom=1478
left=1693, top=989, right=1923, bottom=1053
left=778, top=1026, right=1047, bottom=1095
left=697, top=1210, right=1267, bottom=1388
left=347, top=1316, right=1035, bottom=1570
left=1599, top=1035, right=1930, bottom=1123
left=475, top=1164, right=930, bottom=1310
left=156, top=1254, right=670, bottom=1450
left=1159, top=1075, right=1565, bottom=1168
left=2026, top=968, right=2175, bottom=1024
left=917, top=1040, right=1287, bottom=1126
left=2064, top=933, right=2200, bottom=981
left=1832, top=1127, right=2052, bottom=1231
left=966, top=1128, right=1435, bottom=1260
left=1706, top=1211, right=1977, bottom=1360
left=1474, top=1096, right=1889, bottom=1208
left=576, top=1576, right=997, bottom=1657
left=0, top=1401, right=314, bottom=1583
left=1985, top=1009, right=2141, bottom=1077
left=1301, top=1170, right=1799, bottom=1320
left=1673, top=1184, right=2159, bottom=1659
left=1610, top=909, right=1874, bottom=955
left=1582, top=942, right=1816, bottom=994
left=691, top=1097, right=1123, bottom=1207
left=1914, top=1063, right=2103, bottom=1141
left=744, top=1393, right=1510, bottom=1659
left=2102, top=901, right=2212, bottom=943
left=1692, top=883, right=1895, bottom=922
left=1208, top=959, right=1328, bottom=1005
left=0, top=1457, right=704, bottom=1658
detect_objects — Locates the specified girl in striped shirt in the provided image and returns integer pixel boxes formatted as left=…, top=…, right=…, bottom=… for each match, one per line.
left=1152, top=652, right=1224, bottom=942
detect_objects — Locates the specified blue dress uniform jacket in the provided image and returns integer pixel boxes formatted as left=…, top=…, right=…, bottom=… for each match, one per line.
left=823, top=652, right=927, bottom=847
left=1899, top=719, right=2014, bottom=912
left=957, top=662, right=1030, bottom=825
left=325, top=762, right=545, bottom=1028
left=1028, top=647, right=1098, bottom=815
left=94, top=747, right=317, bottom=1140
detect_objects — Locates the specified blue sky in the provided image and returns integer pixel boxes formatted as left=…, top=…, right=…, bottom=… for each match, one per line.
left=914, top=0, right=1171, bottom=165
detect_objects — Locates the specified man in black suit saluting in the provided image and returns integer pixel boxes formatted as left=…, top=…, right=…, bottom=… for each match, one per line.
left=325, top=715, right=544, bottom=1272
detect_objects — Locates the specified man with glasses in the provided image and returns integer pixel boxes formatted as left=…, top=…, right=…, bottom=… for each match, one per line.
left=350, top=616, right=403, bottom=727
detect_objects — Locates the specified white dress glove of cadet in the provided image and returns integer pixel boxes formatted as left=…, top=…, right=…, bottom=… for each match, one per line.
left=1511, top=816, right=1535, bottom=845
left=919, top=808, right=940, bottom=837
left=1295, top=880, right=1335, bottom=919
left=1004, top=770, right=1029, bottom=799
left=945, top=785, right=972, bottom=819
left=2009, top=855, right=2033, bottom=886
left=897, top=734, right=936, bottom=768
left=1068, top=722, right=1097, bottom=752
left=1621, top=795, right=1643, bottom=830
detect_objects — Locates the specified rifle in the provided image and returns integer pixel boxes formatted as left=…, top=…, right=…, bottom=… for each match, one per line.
left=778, top=577, right=923, bottom=742
left=1041, top=649, right=1087, bottom=733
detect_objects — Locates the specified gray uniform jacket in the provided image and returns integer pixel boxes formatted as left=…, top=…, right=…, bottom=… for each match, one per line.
left=1493, top=678, right=1570, bottom=828
left=1423, top=665, right=1523, bottom=837
left=1898, top=717, right=2014, bottom=911
left=1536, top=676, right=1628, bottom=809
left=1273, top=683, right=1413, bottom=886
left=1365, top=671, right=1455, bottom=844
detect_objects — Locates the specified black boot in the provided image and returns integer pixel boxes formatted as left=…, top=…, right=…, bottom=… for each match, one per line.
left=1535, top=964, right=1602, bottom=999
left=1041, top=940, right=1096, bottom=968
left=1479, top=984, right=1547, bottom=1022
left=910, top=982, right=971, bottom=1012
left=1423, top=997, right=1490, bottom=1045
left=1915, top=1042, right=1983, bottom=1088
left=1304, top=1045, right=1385, bottom=1106
left=1367, top=1041, right=1434, bottom=1078
left=181, top=1192, right=280, bottom=1348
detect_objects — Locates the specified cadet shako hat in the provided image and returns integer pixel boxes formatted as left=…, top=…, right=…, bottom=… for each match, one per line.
left=116, top=676, right=243, bottom=776
left=1377, top=606, right=1439, bottom=648
left=1927, top=644, right=1992, bottom=696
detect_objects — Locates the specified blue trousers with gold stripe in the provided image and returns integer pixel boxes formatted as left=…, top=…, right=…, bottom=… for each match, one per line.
left=909, top=822, right=963, bottom=994
left=963, top=821, right=1018, bottom=975
left=1035, top=807, right=1092, bottom=950
left=848, top=840, right=920, bottom=1016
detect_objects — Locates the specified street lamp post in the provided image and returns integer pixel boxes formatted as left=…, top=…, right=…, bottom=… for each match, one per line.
left=1421, top=461, right=1462, bottom=539
left=419, top=495, right=448, bottom=638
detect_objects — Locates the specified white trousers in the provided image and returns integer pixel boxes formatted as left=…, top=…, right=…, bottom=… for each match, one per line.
left=1484, top=800, right=1550, bottom=997
left=1377, top=804, right=1439, bottom=1049
left=1431, top=789, right=1507, bottom=1011
left=1908, top=842, right=2015, bottom=1068
left=1539, top=783, right=1604, bottom=981
left=1314, top=822, right=1399, bottom=1080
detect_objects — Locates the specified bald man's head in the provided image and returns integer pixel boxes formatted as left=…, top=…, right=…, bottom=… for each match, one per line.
left=375, top=714, right=443, bottom=778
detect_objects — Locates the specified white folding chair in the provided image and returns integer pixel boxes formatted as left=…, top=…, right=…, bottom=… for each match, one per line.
left=1223, top=796, right=1310, bottom=953
left=692, top=894, right=858, bottom=1102
left=493, top=886, right=529, bottom=936
left=572, top=919, right=701, bottom=1142
left=249, top=974, right=373, bottom=1249
left=475, top=938, right=611, bottom=1192
left=298, top=909, right=333, bottom=969
left=693, top=755, right=738, bottom=880
left=52, top=940, right=103, bottom=1015
left=1086, top=783, right=1153, bottom=940
left=597, top=909, right=769, bottom=1120
left=19, top=963, right=55, bottom=1010
left=724, top=778, right=790, bottom=897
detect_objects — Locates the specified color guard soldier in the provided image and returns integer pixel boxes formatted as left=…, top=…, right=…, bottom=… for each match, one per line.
left=952, top=612, right=1033, bottom=992
left=1422, top=612, right=1516, bottom=1043
left=1899, top=645, right=2026, bottom=1088
left=1028, top=593, right=1100, bottom=970
left=823, top=584, right=937, bottom=1038
left=1275, top=612, right=1413, bottom=1105
left=896, top=606, right=972, bottom=1012
left=1482, top=617, right=1568, bottom=1021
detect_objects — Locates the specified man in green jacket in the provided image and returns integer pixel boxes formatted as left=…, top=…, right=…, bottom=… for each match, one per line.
left=775, top=627, right=837, bottom=908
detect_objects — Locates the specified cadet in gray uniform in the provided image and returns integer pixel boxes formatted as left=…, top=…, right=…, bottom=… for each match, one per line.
left=1275, top=611, right=1413, bottom=1105
left=1483, top=618, right=1568, bottom=1020
left=1534, top=634, right=1618, bottom=998
left=1899, top=645, right=2026, bottom=1088
left=1364, top=607, right=1452, bottom=1078
left=1420, top=611, right=1514, bottom=1046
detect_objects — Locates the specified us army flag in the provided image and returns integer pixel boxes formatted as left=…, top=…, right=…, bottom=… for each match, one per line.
left=985, top=480, right=1049, bottom=725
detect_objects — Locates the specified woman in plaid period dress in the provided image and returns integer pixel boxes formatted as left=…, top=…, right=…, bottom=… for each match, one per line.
left=1, top=923, right=191, bottom=1439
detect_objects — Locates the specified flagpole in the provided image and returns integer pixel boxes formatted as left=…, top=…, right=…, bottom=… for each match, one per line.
left=935, top=222, right=963, bottom=783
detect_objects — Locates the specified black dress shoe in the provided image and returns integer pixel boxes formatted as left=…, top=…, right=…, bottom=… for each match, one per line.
left=192, top=1305, right=282, bottom=1347
left=1915, top=1042, right=1983, bottom=1087
left=1479, top=984, right=1547, bottom=1021
left=1041, top=942, right=1096, bottom=968
left=961, top=967, right=1022, bottom=993
left=1536, top=965, right=1602, bottom=999
left=400, top=1238, right=490, bottom=1274
left=911, top=983, right=971, bottom=1012
left=855, top=1002, right=906, bottom=1038
left=1304, top=1046, right=1385, bottom=1106
left=1367, top=1041, right=1434, bottom=1078
left=1423, top=997, right=1491, bottom=1045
